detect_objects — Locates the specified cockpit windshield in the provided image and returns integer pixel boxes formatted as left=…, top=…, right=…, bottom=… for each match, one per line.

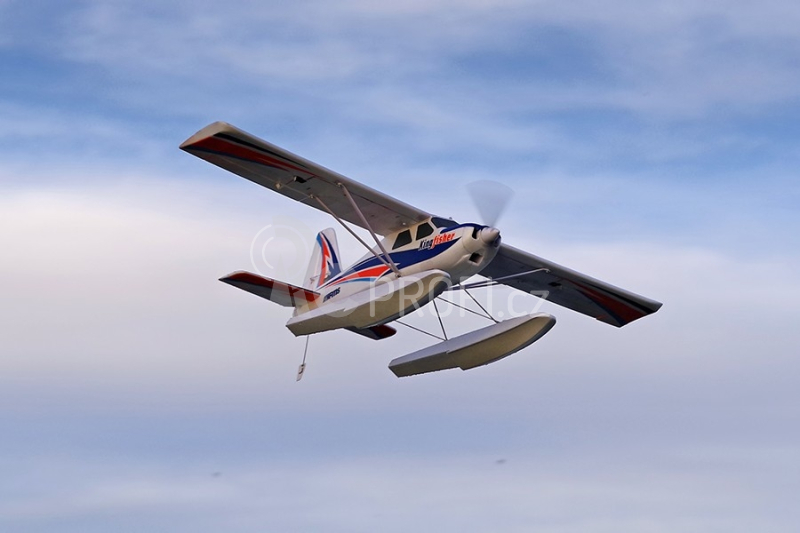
left=430, top=216, right=456, bottom=229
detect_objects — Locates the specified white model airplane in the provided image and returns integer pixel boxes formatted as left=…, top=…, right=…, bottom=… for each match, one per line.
left=181, top=122, right=662, bottom=377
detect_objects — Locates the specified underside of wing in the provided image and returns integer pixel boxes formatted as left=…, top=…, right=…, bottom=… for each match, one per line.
left=480, top=244, right=662, bottom=327
left=181, top=122, right=431, bottom=235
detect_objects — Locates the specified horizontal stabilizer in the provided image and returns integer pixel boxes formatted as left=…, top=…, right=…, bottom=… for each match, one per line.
left=220, top=271, right=319, bottom=308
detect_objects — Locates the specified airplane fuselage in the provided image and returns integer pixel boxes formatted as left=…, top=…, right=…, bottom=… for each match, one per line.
left=306, top=218, right=501, bottom=312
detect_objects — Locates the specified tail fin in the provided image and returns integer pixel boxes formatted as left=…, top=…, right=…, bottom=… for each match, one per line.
left=304, top=228, right=342, bottom=289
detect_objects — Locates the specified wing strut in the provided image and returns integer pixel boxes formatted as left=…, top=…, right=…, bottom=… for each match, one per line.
left=448, top=268, right=550, bottom=291
left=310, top=187, right=402, bottom=276
left=337, top=183, right=401, bottom=276
left=432, top=299, right=448, bottom=340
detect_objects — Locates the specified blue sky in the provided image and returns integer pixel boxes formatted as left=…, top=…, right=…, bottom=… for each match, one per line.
left=2, top=1, right=800, bottom=531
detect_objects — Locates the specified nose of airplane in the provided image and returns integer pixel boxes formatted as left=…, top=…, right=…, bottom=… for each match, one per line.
left=479, top=227, right=501, bottom=246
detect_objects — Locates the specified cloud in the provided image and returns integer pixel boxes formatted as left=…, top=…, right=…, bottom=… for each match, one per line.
left=50, top=1, right=800, bottom=117
left=3, top=4, right=800, bottom=530
left=1, top=147, right=797, bottom=532
left=2, top=446, right=797, bottom=532
left=5, top=1, right=800, bottom=190
left=2, top=173, right=798, bottom=423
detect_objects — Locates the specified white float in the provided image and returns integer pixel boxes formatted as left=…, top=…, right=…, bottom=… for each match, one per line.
left=389, top=313, right=556, bottom=377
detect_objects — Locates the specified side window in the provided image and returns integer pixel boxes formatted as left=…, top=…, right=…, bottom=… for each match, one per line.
left=393, top=229, right=412, bottom=249
left=415, top=222, right=434, bottom=240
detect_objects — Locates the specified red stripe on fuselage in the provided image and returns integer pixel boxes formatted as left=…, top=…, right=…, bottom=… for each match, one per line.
left=326, top=265, right=390, bottom=287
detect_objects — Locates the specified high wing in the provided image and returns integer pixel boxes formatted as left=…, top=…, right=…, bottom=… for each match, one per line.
left=180, top=122, right=431, bottom=235
left=480, top=244, right=662, bottom=327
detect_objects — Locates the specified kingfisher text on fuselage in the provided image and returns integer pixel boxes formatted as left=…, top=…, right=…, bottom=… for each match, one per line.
left=419, top=231, right=455, bottom=251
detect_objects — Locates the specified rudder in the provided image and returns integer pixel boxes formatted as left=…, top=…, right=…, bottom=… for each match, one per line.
left=304, top=228, right=342, bottom=289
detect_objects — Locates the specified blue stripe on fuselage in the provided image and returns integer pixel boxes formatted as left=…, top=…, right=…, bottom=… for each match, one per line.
left=321, top=236, right=464, bottom=288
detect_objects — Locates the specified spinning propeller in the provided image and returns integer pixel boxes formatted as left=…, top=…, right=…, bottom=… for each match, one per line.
left=467, top=179, right=514, bottom=228
left=467, top=179, right=513, bottom=244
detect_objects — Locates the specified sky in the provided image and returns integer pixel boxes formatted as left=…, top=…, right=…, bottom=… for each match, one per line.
left=1, top=1, right=799, bottom=531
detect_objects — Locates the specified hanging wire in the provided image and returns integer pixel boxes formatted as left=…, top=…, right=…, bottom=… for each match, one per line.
left=301, top=335, right=310, bottom=364
left=297, top=336, right=310, bottom=382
